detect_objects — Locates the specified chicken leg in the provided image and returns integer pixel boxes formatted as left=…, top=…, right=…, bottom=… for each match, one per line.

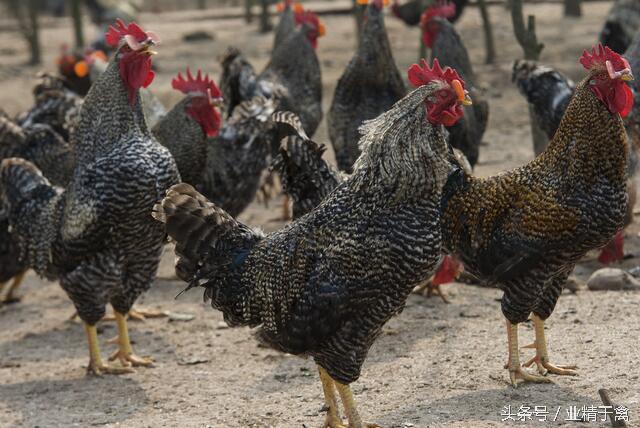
left=506, top=320, right=552, bottom=387
left=522, top=314, right=578, bottom=376
left=318, top=366, right=343, bottom=428
left=84, top=323, right=134, bottom=375
left=316, top=365, right=380, bottom=428
left=0, top=271, right=26, bottom=304
left=108, top=311, right=154, bottom=368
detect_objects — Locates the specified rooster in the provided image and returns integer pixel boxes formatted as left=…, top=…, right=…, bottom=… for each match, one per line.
left=0, top=20, right=179, bottom=375
left=423, top=1, right=488, bottom=167
left=153, top=60, right=469, bottom=426
left=392, top=0, right=467, bottom=27
left=441, top=45, right=632, bottom=386
left=273, top=0, right=304, bottom=49
left=599, top=0, right=640, bottom=55
left=328, top=0, right=406, bottom=173
left=514, top=34, right=640, bottom=265
left=219, top=6, right=324, bottom=137
left=0, top=116, right=75, bottom=303
left=153, top=68, right=223, bottom=187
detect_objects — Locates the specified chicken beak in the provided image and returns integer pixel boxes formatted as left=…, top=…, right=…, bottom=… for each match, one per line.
left=452, top=79, right=472, bottom=106
left=141, top=44, right=158, bottom=56
left=621, top=73, right=634, bottom=82
left=211, top=97, right=224, bottom=107
left=318, top=22, right=326, bottom=37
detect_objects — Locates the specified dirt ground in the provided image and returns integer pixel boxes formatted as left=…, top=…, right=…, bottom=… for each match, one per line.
left=1, top=1, right=639, bottom=427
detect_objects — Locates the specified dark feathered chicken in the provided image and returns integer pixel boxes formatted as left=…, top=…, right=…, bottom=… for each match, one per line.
left=0, top=20, right=179, bottom=375
left=441, top=46, right=632, bottom=386
left=17, top=73, right=83, bottom=142
left=199, top=96, right=279, bottom=217
left=424, top=3, right=489, bottom=167
left=392, top=0, right=467, bottom=27
left=272, top=135, right=343, bottom=219
left=219, top=6, right=323, bottom=136
left=273, top=0, right=303, bottom=49
left=154, top=61, right=470, bottom=427
left=512, top=60, right=575, bottom=141
left=153, top=69, right=223, bottom=186
left=599, top=0, right=640, bottom=54
left=328, top=0, right=406, bottom=173
left=0, top=116, right=75, bottom=303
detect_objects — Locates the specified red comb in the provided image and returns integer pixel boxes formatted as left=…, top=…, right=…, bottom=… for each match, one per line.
left=106, top=19, right=157, bottom=48
left=580, top=43, right=630, bottom=74
left=408, top=58, right=465, bottom=89
left=172, top=68, right=221, bottom=98
left=295, top=9, right=319, bottom=26
left=421, top=0, right=456, bottom=25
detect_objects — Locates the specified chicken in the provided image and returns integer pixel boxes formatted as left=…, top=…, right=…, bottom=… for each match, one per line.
left=55, top=45, right=103, bottom=96
left=392, top=0, right=467, bottom=27
left=424, top=1, right=488, bottom=167
left=512, top=60, right=575, bottom=141
left=153, top=60, right=469, bottom=427
left=599, top=0, right=640, bottom=54
left=272, top=135, right=343, bottom=219
left=219, top=6, right=324, bottom=136
left=199, top=95, right=281, bottom=217
left=0, top=20, right=179, bottom=375
left=514, top=34, right=640, bottom=264
left=328, top=0, right=406, bottom=173
left=16, top=72, right=83, bottom=142
left=0, top=116, right=75, bottom=303
left=153, top=68, right=223, bottom=187
left=440, top=45, right=632, bottom=386
left=273, top=0, right=303, bottom=49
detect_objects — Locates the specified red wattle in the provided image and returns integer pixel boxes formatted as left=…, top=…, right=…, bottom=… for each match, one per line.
left=597, top=231, right=625, bottom=264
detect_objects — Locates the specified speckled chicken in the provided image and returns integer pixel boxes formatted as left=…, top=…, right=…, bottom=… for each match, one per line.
left=0, top=20, right=179, bottom=375
left=391, top=0, right=467, bottom=27
left=328, top=0, right=406, bottom=173
left=0, top=116, right=75, bottom=303
left=17, top=73, right=84, bottom=142
left=199, top=95, right=283, bottom=217
left=273, top=0, right=303, bottom=49
left=599, top=0, right=640, bottom=54
left=219, top=6, right=323, bottom=137
left=153, top=68, right=222, bottom=187
left=514, top=34, right=640, bottom=264
left=423, top=1, right=488, bottom=167
left=153, top=60, right=470, bottom=427
left=441, top=46, right=632, bottom=386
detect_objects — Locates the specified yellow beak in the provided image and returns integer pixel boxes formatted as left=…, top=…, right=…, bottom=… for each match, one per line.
left=452, top=79, right=472, bottom=106
left=621, top=73, right=634, bottom=82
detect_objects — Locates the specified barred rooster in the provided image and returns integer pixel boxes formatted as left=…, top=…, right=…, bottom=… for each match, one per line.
left=392, top=0, right=467, bottom=27
left=328, top=0, right=406, bottom=173
left=423, top=1, right=488, bottom=167
left=154, top=60, right=469, bottom=426
left=441, top=45, right=632, bottom=386
left=153, top=68, right=222, bottom=186
left=599, top=0, right=640, bottom=54
left=1, top=20, right=179, bottom=375
left=273, top=0, right=304, bottom=49
left=219, top=6, right=323, bottom=137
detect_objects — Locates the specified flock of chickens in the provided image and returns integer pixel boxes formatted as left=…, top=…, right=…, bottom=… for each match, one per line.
left=0, top=0, right=639, bottom=426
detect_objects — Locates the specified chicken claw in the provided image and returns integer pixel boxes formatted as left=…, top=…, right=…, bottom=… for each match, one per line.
left=523, top=315, right=578, bottom=377
left=84, top=323, right=134, bottom=376
left=109, top=348, right=154, bottom=368
left=506, top=320, right=553, bottom=387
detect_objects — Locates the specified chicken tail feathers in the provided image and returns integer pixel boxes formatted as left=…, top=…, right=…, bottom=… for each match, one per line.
left=152, top=183, right=263, bottom=289
left=0, top=158, right=62, bottom=278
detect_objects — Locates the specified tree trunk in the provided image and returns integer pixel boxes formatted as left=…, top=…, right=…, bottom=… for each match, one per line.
left=245, top=0, right=253, bottom=23
left=70, top=0, right=84, bottom=50
left=259, top=0, right=272, bottom=33
left=564, top=0, right=581, bottom=17
left=478, top=0, right=496, bottom=64
left=27, top=0, right=40, bottom=65
left=510, top=0, right=547, bottom=155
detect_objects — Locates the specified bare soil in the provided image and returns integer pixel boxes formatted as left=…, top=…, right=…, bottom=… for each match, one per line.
left=0, top=2, right=639, bottom=427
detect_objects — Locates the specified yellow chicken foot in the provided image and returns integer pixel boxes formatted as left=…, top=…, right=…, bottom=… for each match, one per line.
left=318, top=366, right=345, bottom=428
left=84, top=323, right=134, bottom=375
left=506, top=320, right=552, bottom=387
left=127, top=308, right=167, bottom=321
left=1, top=272, right=26, bottom=304
left=522, top=315, right=578, bottom=376
left=334, top=379, right=381, bottom=428
left=108, top=311, right=154, bottom=368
